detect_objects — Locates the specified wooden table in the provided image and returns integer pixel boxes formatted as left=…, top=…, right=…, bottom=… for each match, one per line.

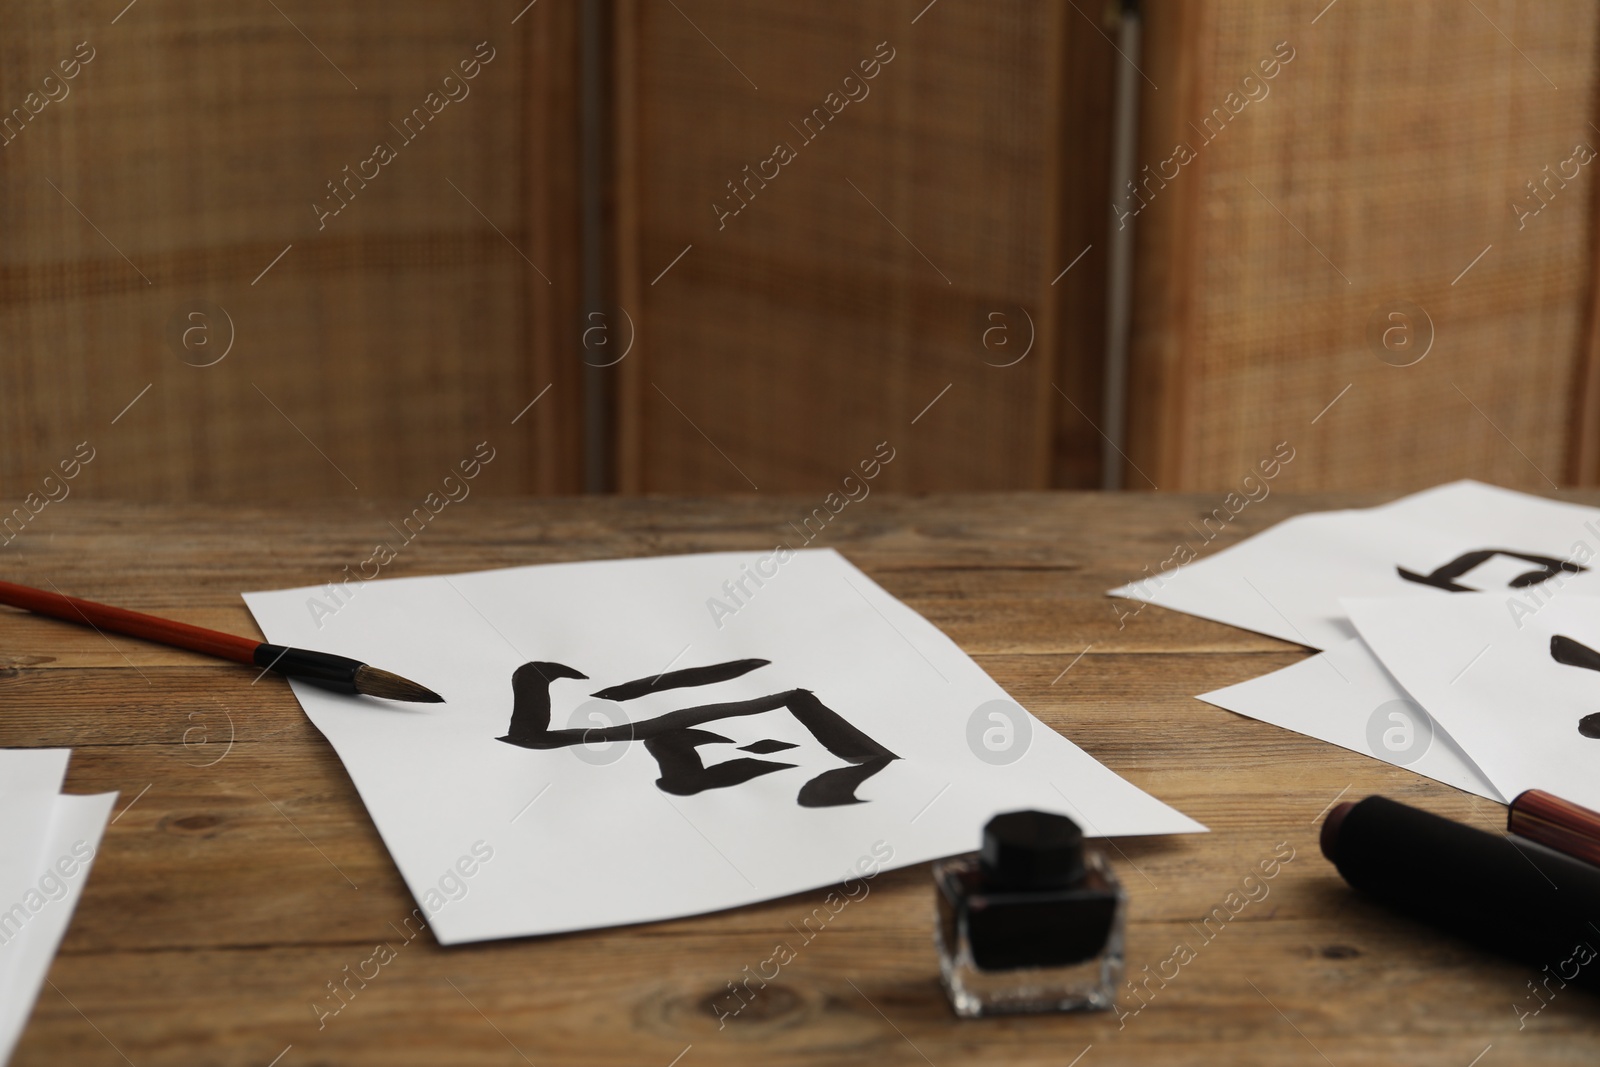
left=4, top=493, right=1596, bottom=1066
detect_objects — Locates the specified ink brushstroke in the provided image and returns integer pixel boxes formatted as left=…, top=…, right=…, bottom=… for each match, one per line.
left=1548, top=635, right=1600, bottom=738
left=498, top=659, right=899, bottom=807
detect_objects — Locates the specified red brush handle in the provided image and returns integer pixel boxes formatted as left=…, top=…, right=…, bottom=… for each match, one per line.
left=0, top=579, right=260, bottom=664
left=1509, top=789, right=1600, bottom=869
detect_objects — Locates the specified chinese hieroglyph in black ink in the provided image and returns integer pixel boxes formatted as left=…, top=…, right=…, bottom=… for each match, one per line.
left=1397, top=550, right=1587, bottom=592
left=496, top=658, right=900, bottom=806
left=1548, top=636, right=1600, bottom=739
left=1403, top=551, right=1598, bottom=737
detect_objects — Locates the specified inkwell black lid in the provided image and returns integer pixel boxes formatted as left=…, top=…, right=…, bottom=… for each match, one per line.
left=980, top=810, right=1087, bottom=890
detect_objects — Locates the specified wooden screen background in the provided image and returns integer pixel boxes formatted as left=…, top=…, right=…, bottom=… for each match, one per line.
left=0, top=0, right=585, bottom=501
left=610, top=0, right=1113, bottom=493
left=1129, top=0, right=1600, bottom=491
left=3, top=0, right=1598, bottom=500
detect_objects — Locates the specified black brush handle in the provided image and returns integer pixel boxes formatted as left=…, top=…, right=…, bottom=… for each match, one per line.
left=253, top=644, right=363, bottom=694
left=1324, top=796, right=1600, bottom=987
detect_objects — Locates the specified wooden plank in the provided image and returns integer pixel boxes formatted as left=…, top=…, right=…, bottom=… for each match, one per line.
left=12, top=487, right=1598, bottom=661
left=1050, top=2, right=1118, bottom=488
left=1122, top=0, right=1212, bottom=490
left=21, top=909, right=1597, bottom=1067
left=0, top=492, right=1389, bottom=660
left=5, top=494, right=1600, bottom=1062
left=1570, top=115, right=1600, bottom=485
left=519, top=0, right=588, bottom=494
left=611, top=0, right=645, bottom=492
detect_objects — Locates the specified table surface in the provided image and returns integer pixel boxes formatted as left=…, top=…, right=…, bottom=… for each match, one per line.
left=4, top=492, right=1596, bottom=1067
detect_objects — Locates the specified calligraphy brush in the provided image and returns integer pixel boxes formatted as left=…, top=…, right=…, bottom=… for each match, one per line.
left=0, top=578, right=442, bottom=703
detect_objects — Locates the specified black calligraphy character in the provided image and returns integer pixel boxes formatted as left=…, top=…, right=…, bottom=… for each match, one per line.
left=496, top=658, right=900, bottom=806
left=1398, top=550, right=1586, bottom=592
left=1548, top=635, right=1600, bottom=738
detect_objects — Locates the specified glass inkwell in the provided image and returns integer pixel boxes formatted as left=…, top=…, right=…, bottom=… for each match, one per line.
left=934, top=810, right=1127, bottom=1017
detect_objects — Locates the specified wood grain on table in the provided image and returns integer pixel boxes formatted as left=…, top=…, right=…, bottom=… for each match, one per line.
left=3, top=493, right=1594, bottom=1066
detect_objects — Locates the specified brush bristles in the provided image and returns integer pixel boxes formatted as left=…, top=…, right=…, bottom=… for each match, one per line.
left=353, top=665, right=444, bottom=703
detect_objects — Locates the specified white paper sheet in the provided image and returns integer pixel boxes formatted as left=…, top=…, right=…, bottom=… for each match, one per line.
left=1198, top=637, right=1503, bottom=800
left=245, top=549, right=1203, bottom=944
left=1109, top=481, right=1600, bottom=650
left=0, top=748, right=78, bottom=1043
left=0, top=750, right=70, bottom=794
left=1347, top=593, right=1600, bottom=810
left=0, top=790, right=115, bottom=1066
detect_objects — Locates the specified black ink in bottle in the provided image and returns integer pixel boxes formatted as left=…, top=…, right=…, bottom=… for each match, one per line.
left=934, top=810, right=1127, bottom=1016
